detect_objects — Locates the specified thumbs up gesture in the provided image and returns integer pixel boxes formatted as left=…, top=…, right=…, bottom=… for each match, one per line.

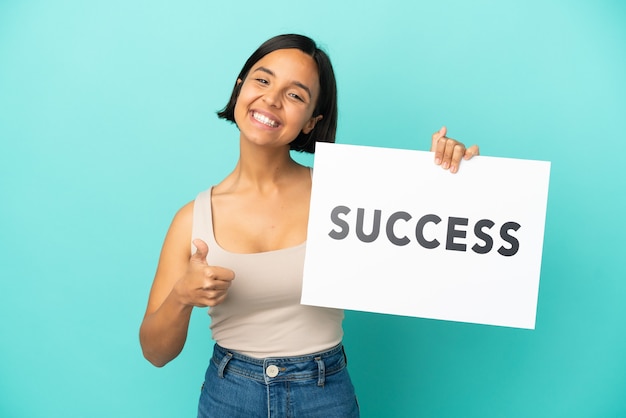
left=174, top=239, right=235, bottom=308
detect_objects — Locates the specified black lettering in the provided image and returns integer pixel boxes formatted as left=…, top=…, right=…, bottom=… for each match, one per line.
left=328, top=205, right=351, bottom=240
left=498, top=222, right=521, bottom=256
left=446, top=217, right=468, bottom=251
left=471, top=219, right=495, bottom=254
left=415, top=214, right=441, bottom=249
left=386, top=211, right=412, bottom=246
left=356, top=208, right=381, bottom=243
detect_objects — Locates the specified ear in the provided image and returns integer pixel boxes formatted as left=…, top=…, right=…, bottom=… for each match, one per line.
left=233, top=78, right=243, bottom=103
left=302, top=114, right=323, bottom=134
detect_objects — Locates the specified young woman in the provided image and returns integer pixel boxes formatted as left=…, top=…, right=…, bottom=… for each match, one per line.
left=139, top=34, right=479, bottom=418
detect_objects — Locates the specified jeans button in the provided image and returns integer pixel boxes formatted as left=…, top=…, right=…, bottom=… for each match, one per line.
left=266, top=365, right=279, bottom=378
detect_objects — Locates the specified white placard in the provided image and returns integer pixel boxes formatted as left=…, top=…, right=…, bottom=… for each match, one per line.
left=301, top=142, right=551, bottom=329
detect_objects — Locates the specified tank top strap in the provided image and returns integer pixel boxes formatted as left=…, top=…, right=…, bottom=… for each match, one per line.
left=191, top=187, right=219, bottom=253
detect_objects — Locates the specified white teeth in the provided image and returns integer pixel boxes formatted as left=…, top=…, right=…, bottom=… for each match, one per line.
left=253, top=112, right=278, bottom=127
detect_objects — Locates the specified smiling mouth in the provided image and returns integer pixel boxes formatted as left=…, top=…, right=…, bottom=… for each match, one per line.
left=252, top=111, right=279, bottom=128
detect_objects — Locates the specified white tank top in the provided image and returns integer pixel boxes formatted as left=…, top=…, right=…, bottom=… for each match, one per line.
left=192, top=187, right=344, bottom=358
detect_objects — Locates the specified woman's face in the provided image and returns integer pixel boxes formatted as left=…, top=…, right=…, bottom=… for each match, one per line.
left=234, top=48, right=322, bottom=149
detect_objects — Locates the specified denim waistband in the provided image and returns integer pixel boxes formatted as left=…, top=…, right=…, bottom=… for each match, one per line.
left=211, top=343, right=347, bottom=386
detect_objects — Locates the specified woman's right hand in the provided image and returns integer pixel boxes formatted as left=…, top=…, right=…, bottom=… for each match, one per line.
left=140, top=203, right=233, bottom=367
left=175, top=239, right=235, bottom=308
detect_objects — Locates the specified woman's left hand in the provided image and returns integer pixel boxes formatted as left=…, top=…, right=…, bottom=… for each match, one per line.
left=430, top=126, right=479, bottom=174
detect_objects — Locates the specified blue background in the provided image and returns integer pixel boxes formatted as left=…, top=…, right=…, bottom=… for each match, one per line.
left=1, top=1, right=625, bottom=417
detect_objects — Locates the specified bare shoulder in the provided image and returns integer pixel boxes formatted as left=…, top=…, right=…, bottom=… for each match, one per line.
left=168, top=200, right=195, bottom=240
left=160, top=200, right=195, bottom=267
left=144, top=200, right=195, bottom=315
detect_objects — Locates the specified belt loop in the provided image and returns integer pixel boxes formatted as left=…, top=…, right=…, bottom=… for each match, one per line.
left=217, top=352, right=233, bottom=379
left=315, top=356, right=325, bottom=387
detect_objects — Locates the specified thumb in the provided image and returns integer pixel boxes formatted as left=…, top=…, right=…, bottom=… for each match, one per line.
left=431, top=125, right=447, bottom=152
left=190, top=239, right=209, bottom=264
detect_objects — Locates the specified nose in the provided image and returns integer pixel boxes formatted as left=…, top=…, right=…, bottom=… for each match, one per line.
left=262, top=87, right=281, bottom=108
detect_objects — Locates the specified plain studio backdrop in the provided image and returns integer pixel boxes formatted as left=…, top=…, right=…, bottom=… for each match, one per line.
left=1, top=1, right=624, bottom=417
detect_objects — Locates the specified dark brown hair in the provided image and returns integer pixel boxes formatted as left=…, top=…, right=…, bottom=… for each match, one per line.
left=217, top=34, right=337, bottom=153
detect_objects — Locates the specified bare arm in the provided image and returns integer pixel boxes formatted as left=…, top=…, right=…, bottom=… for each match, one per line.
left=139, top=201, right=235, bottom=367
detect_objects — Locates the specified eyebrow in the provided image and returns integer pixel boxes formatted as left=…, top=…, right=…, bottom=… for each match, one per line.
left=252, top=66, right=312, bottom=100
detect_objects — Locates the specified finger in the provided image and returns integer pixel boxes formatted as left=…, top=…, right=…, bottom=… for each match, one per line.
left=205, top=293, right=228, bottom=308
left=434, top=135, right=449, bottom=165
left=190, top=239, right=209, bottom=264
left=431, top=126, right=447, bottom=156
left=430, top=125, right=447, bottom=140
left=441, top=139, right=460, bottom=170
left=202, top=266, right=235, bottom=283
left=463, top=145, right=480, bottom=160
left=199, top=285, right=231, bottom=305
left=210, top=266, right=236, bottom=282
left=449, top=144, right=466, bottom=174
left=203, top=267, right=235, bottom=290
left=204, top=284, right=230, bottom=293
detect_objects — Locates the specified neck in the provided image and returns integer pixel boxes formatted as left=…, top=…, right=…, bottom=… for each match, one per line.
left=226, top=139, right=304, bottom=193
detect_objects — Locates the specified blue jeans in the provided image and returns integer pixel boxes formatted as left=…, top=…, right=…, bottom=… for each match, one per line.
left=197, top=343, right=359, bottom=417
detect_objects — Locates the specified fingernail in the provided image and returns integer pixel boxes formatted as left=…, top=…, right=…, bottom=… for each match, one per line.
left=435, top=157, right=441, bottom=165
left=443, top=162, right=449, bottom=169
